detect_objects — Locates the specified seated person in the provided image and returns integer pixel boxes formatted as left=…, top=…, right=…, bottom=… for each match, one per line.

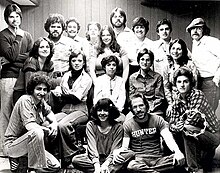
left=113, top=93, right=185, bottom=173
left=169, top=67, right=220, bottom=173
left=129, top=48, right=167, bottom=117
left=94, top=55, right=126, bottom=122
left=72, top=98, right=124, bottom=173
left=3, top=73, right=60, bottom=173
left=51, top=50, right=92, bottom=167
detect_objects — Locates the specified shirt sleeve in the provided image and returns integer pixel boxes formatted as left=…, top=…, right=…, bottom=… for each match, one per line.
left=163, top=65, right=173, bottom=105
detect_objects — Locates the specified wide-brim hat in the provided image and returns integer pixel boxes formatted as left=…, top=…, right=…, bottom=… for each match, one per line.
left=186, top=18, right=205, bottom=33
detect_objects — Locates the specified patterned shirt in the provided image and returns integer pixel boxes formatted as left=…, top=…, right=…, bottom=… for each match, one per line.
left=169, top=89, right=219, bottom=133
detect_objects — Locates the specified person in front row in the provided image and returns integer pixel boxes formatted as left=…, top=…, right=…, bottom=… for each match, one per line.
left=112, top=93, right=185, bottom=173
left=3, top=73, right=60, bottom=173
left=169, top=67, right=220, bottom=173
left=72, top=98, right=124, bottom=173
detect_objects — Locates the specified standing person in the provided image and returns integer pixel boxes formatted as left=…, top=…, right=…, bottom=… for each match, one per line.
left=163, top=38, right=198, bottom=118
left=130, top=17, right=153, bottom=75
left=129, top=48, right=167, bottom=116
left=151, top=19, right=173, bottom=75
left=90, top=25, right=129, bottom=84
left=109, top=7, right=137, bottom=74
left=186, top=17, right=220, bottom=111
left=0, top=4, right=33, bottom=153
left=66, top=17, right=85, bottom=49
left=169, top=67, right=220, bottom=173
left=52, top=50, right=92, bottom=167
left=3, top=73, right=60, bottom=173
left=13, top=37, right=54, bottom=104
left=44, top=13, right=79, bottom=87
left=112, top=93, right=185, bottom=173
left=72, top=98, right=124, bottom=173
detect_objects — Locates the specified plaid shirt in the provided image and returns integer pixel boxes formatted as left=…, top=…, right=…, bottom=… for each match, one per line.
left=169, top=88, right=219, bottom=133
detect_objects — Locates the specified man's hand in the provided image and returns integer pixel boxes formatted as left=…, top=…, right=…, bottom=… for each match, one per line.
left=173, top=150, right=185, bottom=166
left=47, top=121, right=58, bottom=139
left=94, top=163, right=101, bottom=173
left=101, top=162, right=110, bottom=173
left=112, top=148, right=125, bottom=164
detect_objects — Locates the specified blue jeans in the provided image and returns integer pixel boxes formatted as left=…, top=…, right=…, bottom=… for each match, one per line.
left=3, top=128, right=60, bottom=170
left=183, top=130, right=220, bottom=172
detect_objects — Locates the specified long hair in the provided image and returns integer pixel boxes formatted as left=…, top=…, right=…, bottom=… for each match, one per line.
left=29, top=37, right=54, bottom=63
left=85, top=21, right=101, bottom=41
left=98, top=25, right=121, bottom=56
left=4, top=4, right=22, bottom=24
left=169, top=38, right=189, bottom=66
left=26, top=72, right=51, bottom=95
left=90, top=98, right=120, bottom=126
left=110, top=7, right=127, bottom=28
left=69, top=49, right=87, bottom=71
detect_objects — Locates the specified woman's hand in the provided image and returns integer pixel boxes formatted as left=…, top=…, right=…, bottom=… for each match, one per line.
left=101, top=162, right=110, bottom=173
left=94, top=163, right=101, bottom=173
left=175, top=120, right=184, bottom=131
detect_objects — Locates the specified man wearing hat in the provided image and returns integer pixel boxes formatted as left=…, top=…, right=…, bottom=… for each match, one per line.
left=112, top=93, right=185, bottom=172
left=186, top=17, right=220, bottom=111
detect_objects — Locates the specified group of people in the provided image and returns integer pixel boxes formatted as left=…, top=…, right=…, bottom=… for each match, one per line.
left=0, top=3, right=220, bottom=173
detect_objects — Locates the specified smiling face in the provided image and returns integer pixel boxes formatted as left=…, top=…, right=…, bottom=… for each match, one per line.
left=70, top=54, right=84, bottom=71
left=176, top=75, right=191, bottom=97
left=139, top=54, right=152, bottom=71
left=49, top=22, right=63, bottom=38
left=88, top=24, right=100, bottom=39
left=131, top=97, right=147, bottom=120
left=111, top=11, right=125, bottom=28
left=190, top=26, right=203, bottom=41
left=97, top=109, right=109, bottom=122
left=8, top=11, right=21, bottom=29
left=38, top=40, right=50, bottom=58
left=32, top=83, right=48, bottom=103
left=170, top=42, right=183, bottom=61
left=157, top=24, right=171, bottom=41
left=66, top=21, right=78, bottom=38
left=134, top=25, right=146, bottom=40
left=105, top=61, right=117, bottom=78
left=101, top=29, right=112, bottom=46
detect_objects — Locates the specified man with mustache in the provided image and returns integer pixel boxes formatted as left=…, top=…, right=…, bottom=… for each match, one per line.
left=0, top=4, right=33, bottom=155
left=151, top=19, right=173, bottom=75
left=186, top=18, right=220, bottom=111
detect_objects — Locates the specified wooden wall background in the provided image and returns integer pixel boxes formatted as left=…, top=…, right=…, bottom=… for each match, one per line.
left=1, top=0, right=220, bottom=51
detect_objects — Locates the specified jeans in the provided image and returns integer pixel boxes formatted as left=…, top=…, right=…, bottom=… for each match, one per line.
left=3, top=128, right=60, bottom=170
left=183, top=130, right=220, bottom=172
left=0, top=78, right=17, bottom=151
left=56, top=110, right=88, bottom=159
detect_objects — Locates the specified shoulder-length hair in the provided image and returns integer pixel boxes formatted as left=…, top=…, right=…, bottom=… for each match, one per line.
left=90, top=98, right=120, bottom=126
left=98, top=25, right=121, bottom=56
left=169, top=38, right=189, bottom=66
left=26, top=72, right=51, bottom=95
left=110, top=7, right=127, bottom=28
left=44, top=13, right=65, bottom=33
left=69, top=49, right=87, bottom=71
left=29, top=37, right=54, bottom=63
left=4, top=4, right=22, bottom=24
left=85, top=21, right=101, bottom=41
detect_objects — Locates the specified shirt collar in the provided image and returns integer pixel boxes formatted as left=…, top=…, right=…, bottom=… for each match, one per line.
left=136, top=69, right=154, bottom=79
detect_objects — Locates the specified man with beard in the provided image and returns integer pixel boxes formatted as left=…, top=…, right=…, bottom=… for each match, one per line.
left=186, top=18, right=220, bottom=111
left=151, top=19, right=173, bottom=75
left=44, top=13, right=80, bottom=87
left=112, top=93, right=186, bottom=173
left=0, top=4, right=33, bottom=154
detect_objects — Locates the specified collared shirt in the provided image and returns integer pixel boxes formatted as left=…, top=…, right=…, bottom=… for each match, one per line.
left=169, top=89, right=219, bottom=133
left=51, top=36, right=81, bottom=72
left=192, top=35, right=220, bottom=77
left=151, top=39, right=172, bottom=75
left=4, top=95, right=52, bottom=145
left=129, top=69, right=165, bottom=112
left=94, top=74, right=126, bottom=111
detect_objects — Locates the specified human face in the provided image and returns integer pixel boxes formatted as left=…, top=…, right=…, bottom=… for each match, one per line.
left=134, top=25, right=146, bottom=40
left=70, top=54, right=84, bottom=71
left=66, top=21, right=78, bottom=38
left=97, top=109, right=109, bottom=122
left=131, top=97, right=147, bottom=119
left=157, top=24, right=171, bottom=41
left=111, top=11, right=125, bottom=28
left=88, top=24, right=100, bottom=39
left=7, top=11, right=21, bottom=28
left=190, top=27, right=203, bottom=41
left=105, top=61, right=117, bottom=77
left=170, top=43, right=183, bottom=61
left=49, top=22, right=63, bottom=38
left=139, top=54, right=152, bottom=71
left=101, top=29, right=112, bottom=46
left=32, top=83, right=48, bottom=103
left=176, top=75, right=191, bottom=96
left=38, top=40, right=50, bottom=58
